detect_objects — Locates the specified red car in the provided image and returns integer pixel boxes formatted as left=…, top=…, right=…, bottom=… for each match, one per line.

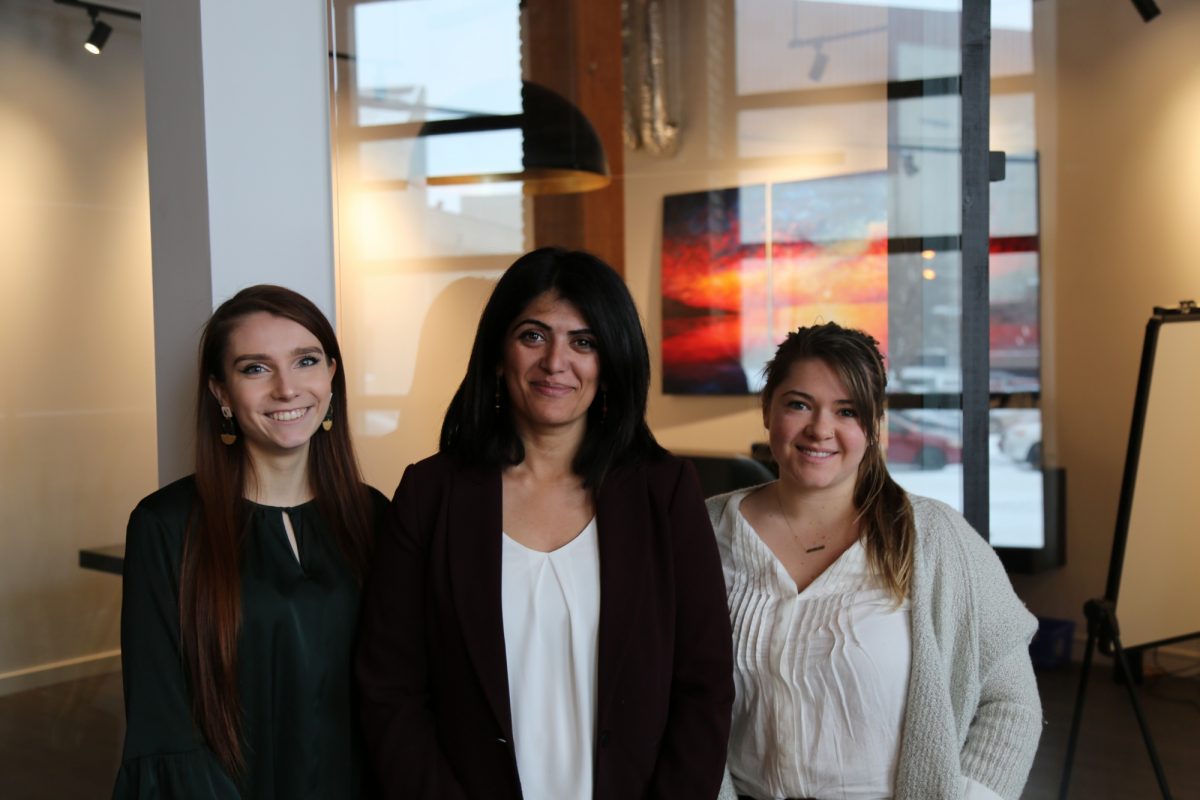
left=885, top=413, right=963, bottom=470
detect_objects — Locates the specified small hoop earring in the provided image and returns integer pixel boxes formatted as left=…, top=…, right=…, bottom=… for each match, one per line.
left=219, top=406, right=237, bottom=446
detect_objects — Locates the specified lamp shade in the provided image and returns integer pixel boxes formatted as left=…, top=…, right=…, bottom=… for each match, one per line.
left=421, top=80, right=610, bottom=195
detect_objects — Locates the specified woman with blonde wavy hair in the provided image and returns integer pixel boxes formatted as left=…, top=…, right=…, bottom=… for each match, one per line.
left=708, top=322, right=1041, bottom=800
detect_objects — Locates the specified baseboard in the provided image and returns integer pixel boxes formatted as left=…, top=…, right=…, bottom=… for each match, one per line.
left=0, top=650, right=121, bottom=698
left=1070, top=632, right=1200, bottom=672
left=1146, top=642, right=1200, bottom=675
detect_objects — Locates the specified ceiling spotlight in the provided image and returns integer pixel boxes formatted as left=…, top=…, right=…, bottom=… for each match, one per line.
left=809, top=48, right=829, bottom=82
left=53, top=1, right=141, bottom=54
left=1131, top=0, right=1161, bottom=22
left=84, top=12, right=112, bottom=54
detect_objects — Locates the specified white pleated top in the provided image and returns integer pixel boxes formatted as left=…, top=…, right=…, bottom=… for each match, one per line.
left=501, top=518, right=601, bottom=800
left=718, top=494, right=912, bottom=800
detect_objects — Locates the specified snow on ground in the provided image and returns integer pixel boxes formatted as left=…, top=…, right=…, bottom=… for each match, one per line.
left=889, top=434, right=1044, bottom=549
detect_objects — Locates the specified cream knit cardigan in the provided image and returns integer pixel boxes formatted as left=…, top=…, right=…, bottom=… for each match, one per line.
left=708, top=489, right=1043, bottom=800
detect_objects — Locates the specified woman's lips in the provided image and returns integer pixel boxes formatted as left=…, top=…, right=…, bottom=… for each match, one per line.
left=530, top=382, right=574, bottom=397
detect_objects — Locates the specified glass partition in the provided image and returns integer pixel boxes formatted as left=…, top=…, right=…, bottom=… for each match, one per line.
left=326, top=0, right=1055, bottom=551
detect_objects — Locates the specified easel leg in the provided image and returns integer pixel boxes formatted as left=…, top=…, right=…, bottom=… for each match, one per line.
left=1062, top=599, right=1173, bottom=799
left=1110, top=631, right=1173, bottom=799
left=1058, top=612, right=1098, bottom=799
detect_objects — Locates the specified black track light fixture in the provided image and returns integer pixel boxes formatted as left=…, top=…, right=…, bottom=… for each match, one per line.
left=808, top=47, right=829, bottom=82
left=52, top=0, right=141, bottom=55
left=84, top=11, right=112, bottom=55
left=1131, top=0, right=1162, bottom=22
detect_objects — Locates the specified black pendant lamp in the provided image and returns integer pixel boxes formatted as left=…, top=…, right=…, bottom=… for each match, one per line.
left=418, top=80, right=610, bottom=195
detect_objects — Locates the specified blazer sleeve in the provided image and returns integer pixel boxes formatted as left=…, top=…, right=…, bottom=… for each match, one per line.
left=113, top=504, right=241, bottom=799
left=355, top=463, right=468, bottom=800
left=646, top=459, right=735, bottom=799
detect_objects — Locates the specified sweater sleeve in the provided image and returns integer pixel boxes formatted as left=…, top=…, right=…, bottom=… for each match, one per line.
left=113, top=504, right=241, bottom=800
left=942, top=505, right=1042, bottom=800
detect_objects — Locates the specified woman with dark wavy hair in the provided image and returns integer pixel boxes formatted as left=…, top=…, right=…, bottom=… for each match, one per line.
left=708, top=322, right=1040, bottom=800
left=356, top=247, right=734, bottom=799
left=113, top=285, right=385, bottom=799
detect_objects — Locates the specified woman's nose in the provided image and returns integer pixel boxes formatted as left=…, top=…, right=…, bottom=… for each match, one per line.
left=805, top=414, right=834, bottom=439
left=272, top=373, right=298, bottom=399
left=540, top=340, right=567, bottom=372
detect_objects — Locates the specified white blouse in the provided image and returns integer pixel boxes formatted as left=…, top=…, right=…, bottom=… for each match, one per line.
left=718, top=494, right=912, bottom=800
left=501, top=518, right=601, bottom=800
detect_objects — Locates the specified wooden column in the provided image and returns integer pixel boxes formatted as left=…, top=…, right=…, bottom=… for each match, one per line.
left=525, top=0, right=626, bottom=275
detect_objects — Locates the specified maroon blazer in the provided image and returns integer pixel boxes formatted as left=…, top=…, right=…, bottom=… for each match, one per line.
left=356, top=451, right=733, bottom=799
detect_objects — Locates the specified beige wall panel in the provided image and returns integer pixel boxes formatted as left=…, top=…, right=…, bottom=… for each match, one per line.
left=0, top=2, right=155, bottom=691
left=1011, top=0, right=1200, bottom=648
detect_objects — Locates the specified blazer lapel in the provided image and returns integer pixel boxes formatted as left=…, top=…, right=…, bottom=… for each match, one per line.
left=595, top=465, right=653, bottom=724
left=447, top=464, right=513, bottom=738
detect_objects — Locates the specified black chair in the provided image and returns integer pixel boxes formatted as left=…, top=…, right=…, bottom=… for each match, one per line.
left=682, top=454, right=777, bottom=499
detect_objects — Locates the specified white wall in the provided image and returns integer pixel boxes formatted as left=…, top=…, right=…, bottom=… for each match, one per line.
left=1010, top=0, right=1200, bottom=655
left=0, top=0, right=155, bottom=694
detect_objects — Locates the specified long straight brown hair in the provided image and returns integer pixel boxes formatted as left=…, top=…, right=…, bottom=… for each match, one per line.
left=184, top=285, right=373, bottom=776
left=761, top=322, right=915, bottom=602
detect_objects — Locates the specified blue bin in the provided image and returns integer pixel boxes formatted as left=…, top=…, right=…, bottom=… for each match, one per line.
left=1029, top=616, right=1075, bottom=671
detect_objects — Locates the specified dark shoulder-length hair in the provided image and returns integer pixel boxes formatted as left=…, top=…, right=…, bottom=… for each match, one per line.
left=440, top=247, right=663, bottom=488
left=761, top=322, right=915, bottom=602
left=185, top=284, right=373, bottom=776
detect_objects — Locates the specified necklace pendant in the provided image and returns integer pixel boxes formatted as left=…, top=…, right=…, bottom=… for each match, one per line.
left=805, top=544, right=826, bottom=553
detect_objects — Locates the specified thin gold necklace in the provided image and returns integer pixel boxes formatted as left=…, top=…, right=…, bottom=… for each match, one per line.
left=774, top=484, right=827, bottom=554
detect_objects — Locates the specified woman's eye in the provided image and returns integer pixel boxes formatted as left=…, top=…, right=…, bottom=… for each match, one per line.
left=838, top=408, right=858, bottom=418
left=574, top=337, right=597, bottom=351
left=240, top=363, right=267, bottom=375
left=786, top=400, right=809, bottom=411
left=298, top=355, right=321, bottom=367
left=518, top=329, right=546, bottom=343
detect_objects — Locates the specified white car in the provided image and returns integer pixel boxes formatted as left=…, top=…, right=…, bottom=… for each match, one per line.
left=896, top=365, right=961, bottom=394
left=999, top=418, right=1042, bottom=467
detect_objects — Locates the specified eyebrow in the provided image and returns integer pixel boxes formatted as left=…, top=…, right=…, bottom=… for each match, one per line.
left=231, top=346, right=324, bottom=365
left=513, top=318, right=594, bottom=336
left=781, top=389, right=854, bottom=405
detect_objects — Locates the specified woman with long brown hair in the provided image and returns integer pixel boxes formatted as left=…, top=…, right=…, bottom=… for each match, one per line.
left=708, top=323, right=1040, bottom=800
left=113, top=285, right=384, bottom=798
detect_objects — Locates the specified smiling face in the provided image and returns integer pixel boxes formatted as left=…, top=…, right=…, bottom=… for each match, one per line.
left=765, top=357, right=869, bottom=502
left=500, top=290, right=601, bottom=441
left=209, top=312, right=337, bottom=465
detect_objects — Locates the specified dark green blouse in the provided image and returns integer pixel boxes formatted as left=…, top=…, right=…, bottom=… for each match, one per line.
left=112, top=476, right=386, bottom=799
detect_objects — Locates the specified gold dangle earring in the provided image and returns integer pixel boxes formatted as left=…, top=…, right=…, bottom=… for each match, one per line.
left=321, top=397, right=334, bottom=432
left=219, top=406, right=238, bottom=445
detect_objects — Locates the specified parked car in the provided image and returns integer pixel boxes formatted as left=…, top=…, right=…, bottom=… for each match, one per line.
left=896, top=365, right=961, bottom=394
left=885, top=412, right=962, bottom=470
left=989, top=369, right=1040, bottom=394
left=895, top=349, right=961, bottom=394
left=1000, top=417, right=1042, bottom=467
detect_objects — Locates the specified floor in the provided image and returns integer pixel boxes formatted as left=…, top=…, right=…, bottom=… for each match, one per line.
left=0, top=662, right=1196, bottom=799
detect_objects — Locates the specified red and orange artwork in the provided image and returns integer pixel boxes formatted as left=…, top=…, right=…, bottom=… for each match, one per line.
left=661, top=173, right=888, bottom=394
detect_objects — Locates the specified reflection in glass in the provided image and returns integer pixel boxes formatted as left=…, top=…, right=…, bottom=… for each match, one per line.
left=887, top=408, right=1045, bottom=549
left=886, top=409, right=964, bottom=514
left=330, top=0, right=528, bottom=484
